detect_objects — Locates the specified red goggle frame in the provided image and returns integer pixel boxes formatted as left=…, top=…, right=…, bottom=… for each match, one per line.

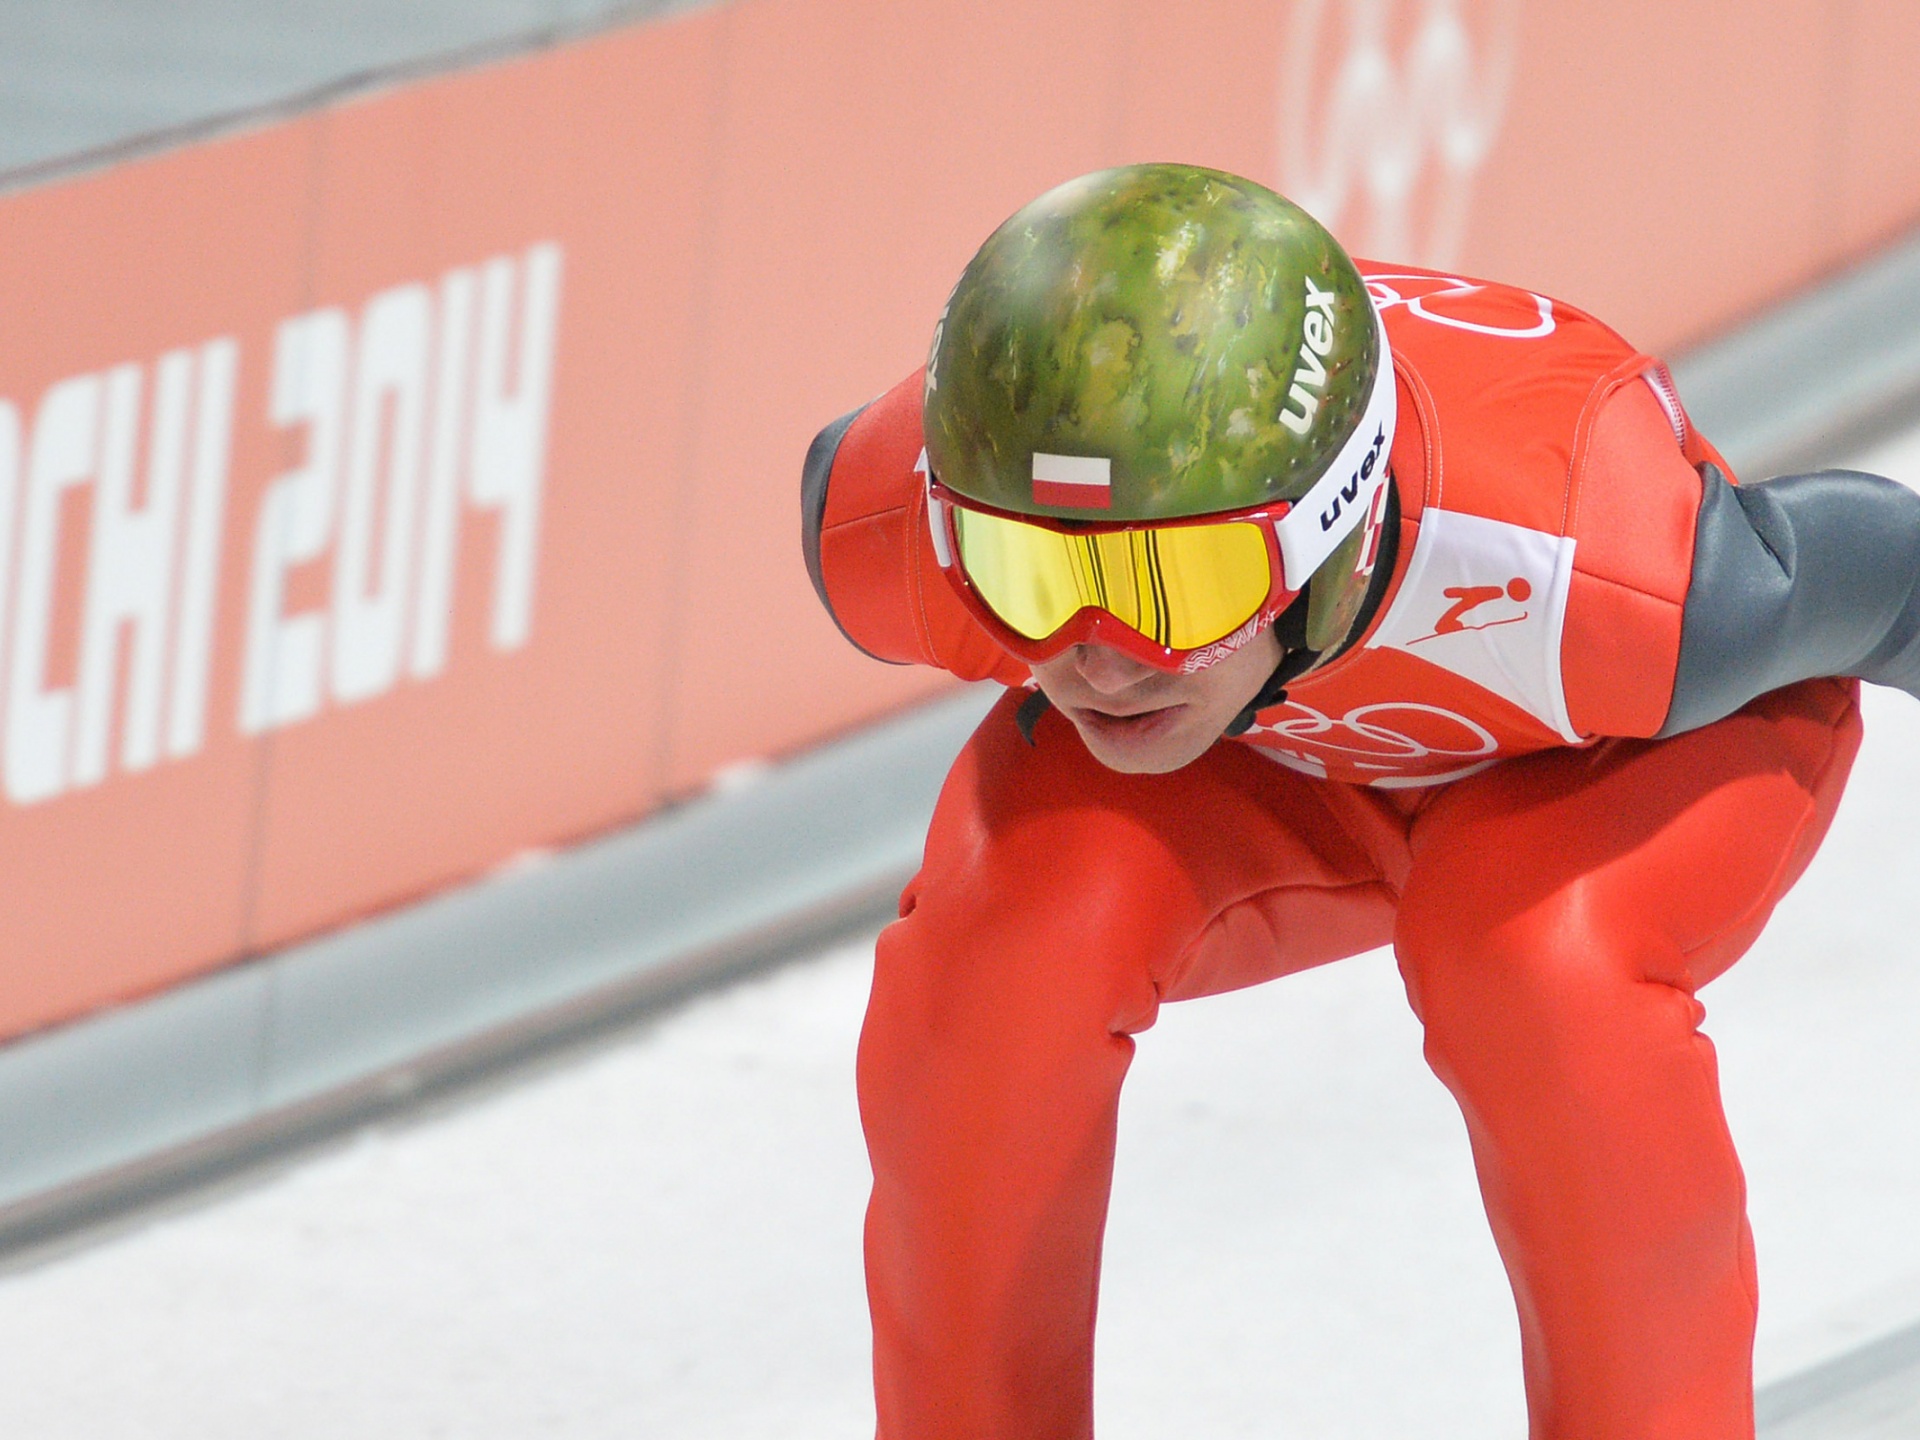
left=925, top=478, right=1302, bottom=674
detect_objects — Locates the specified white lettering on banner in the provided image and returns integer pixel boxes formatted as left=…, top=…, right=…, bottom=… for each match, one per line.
left=1280, top=0, right=1520, bottom=267
left=239, top=241, right=564, bottom=735
left=241, top=307, right=349, bottom=735
left=5, top=343, right=240, bottom=803
left=0, top=406, right=21, bottom=794
left=333, top=282, right=431, bottom=705
left=0, top=240, right=561, bottom=806
left=72, top=363, right=171, bottom=788
left=409, top=266, right=476, bottom=680
left=8, top=376, right=99, bottom=804
left=471, top=244, right=562, bottom=653
left=168, top=339, right=239, bottom=759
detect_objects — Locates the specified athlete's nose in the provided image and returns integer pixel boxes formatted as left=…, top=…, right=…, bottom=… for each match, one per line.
left=1070, top=643, right=1158, bottom=696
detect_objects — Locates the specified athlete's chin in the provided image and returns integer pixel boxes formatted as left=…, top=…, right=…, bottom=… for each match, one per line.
left=1085, top=743, right=1207, bottom=774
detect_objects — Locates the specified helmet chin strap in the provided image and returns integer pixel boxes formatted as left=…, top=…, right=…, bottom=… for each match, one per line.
left=1222, top=592, right=1318, bottom=737
left=1014, top=685, right=1053, bottom=745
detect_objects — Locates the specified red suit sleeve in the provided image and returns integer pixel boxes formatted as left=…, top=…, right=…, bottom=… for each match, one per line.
left=802, top=368, right=1028, bottom=686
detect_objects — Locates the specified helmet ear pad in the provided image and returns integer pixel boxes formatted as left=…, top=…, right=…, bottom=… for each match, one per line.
left=1303, top=523, right=1372, bottom=650
left=1223, top=481, right=1401, bottom=738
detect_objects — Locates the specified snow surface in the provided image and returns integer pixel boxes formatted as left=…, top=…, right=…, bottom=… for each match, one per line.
left=2, top=429, right=1920, bottom=1436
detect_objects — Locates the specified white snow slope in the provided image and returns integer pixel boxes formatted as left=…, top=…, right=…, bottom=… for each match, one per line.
left=1, top=429, right=1918, bottom=1438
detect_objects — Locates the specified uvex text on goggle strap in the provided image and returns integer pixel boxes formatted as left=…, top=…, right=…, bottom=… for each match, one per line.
left=925, top=336, right=1396, bottom=674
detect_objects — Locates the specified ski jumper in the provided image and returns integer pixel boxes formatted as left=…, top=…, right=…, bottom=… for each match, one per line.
left=803, top=265, right=1920, bottom=1440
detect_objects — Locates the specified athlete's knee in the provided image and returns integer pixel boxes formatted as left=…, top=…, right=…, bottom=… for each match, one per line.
left=908, top=760, right=1222, bottom=1019
left=859, top=888, right=1151, bottom=1146
left=1395, top=882, right=1700, bottom=1079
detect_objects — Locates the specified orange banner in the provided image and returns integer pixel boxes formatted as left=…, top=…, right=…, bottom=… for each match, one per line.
left=0, top=0, right=1915, bottom=1040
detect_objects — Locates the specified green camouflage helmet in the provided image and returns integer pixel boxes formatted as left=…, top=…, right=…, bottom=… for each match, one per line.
left=924, top=164, right=1383, bottom=522
left=922, top=163, right=1395, bottom=653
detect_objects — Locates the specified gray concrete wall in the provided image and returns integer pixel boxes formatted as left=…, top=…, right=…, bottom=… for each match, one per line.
left=0, top=0, right=705, bottom=180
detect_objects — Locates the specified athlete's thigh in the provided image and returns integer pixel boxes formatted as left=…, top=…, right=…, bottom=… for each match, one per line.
left=860, top=690, right=1400, bottom=1399
left=1400, top=678, right=1862, bottom=989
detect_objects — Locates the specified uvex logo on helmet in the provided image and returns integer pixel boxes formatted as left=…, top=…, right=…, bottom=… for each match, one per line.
left=1279, top=275, right=1340, bottom=437
left=1270, top=304, right=1397, bottom=591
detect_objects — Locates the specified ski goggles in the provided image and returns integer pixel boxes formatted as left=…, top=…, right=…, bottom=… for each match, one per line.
left=925, top=347, right=1396, bottom=673
left=928, top=484, right=1298, bottom=672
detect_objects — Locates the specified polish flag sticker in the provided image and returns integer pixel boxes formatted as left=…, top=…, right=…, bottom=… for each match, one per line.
left=1032, top=452, right=1112, bottom=509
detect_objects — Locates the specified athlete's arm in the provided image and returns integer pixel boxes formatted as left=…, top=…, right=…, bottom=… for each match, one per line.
left=801, top=368, right=1028, bottom=684
left=1658, top=465, right=1920, bottom=735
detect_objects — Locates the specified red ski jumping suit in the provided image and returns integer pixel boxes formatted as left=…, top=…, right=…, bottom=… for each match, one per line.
left=803, top=265, right=1920, bottom=1440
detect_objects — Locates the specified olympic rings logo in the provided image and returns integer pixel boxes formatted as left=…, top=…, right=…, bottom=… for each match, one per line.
left=1246, top=700, right=1501, bottom=761
left=1365, top=271, right=1556, bottom=339
left=1280, top=0, right=1521, bottom=267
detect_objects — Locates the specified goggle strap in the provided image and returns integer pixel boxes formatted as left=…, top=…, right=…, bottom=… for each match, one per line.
left=926, top=491, right=953, bottom=568
left=1223, top=590, right=1318, bottom=737
left=1271, top=585, right=1312, bottom=655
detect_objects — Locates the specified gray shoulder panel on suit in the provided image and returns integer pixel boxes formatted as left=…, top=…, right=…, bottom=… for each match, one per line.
left=1660, top=465, right=1920, bottom=735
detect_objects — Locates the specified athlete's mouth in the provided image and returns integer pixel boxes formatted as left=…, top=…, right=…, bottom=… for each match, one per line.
left=1073, top=701, right=1184, bottom=735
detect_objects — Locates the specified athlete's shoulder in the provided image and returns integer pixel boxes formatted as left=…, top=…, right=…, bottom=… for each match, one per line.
left=1269, top=262, right=1719, bottom=752
left=801, top=368, right=1027, bottom=685
left=1361, top=259, right=1667, bottom=530
left=1356, top=259, right=1628, bottom=348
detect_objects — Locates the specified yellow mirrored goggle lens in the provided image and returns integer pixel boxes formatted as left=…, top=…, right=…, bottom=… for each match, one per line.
left=952, top=507, right=1274, bottom=650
